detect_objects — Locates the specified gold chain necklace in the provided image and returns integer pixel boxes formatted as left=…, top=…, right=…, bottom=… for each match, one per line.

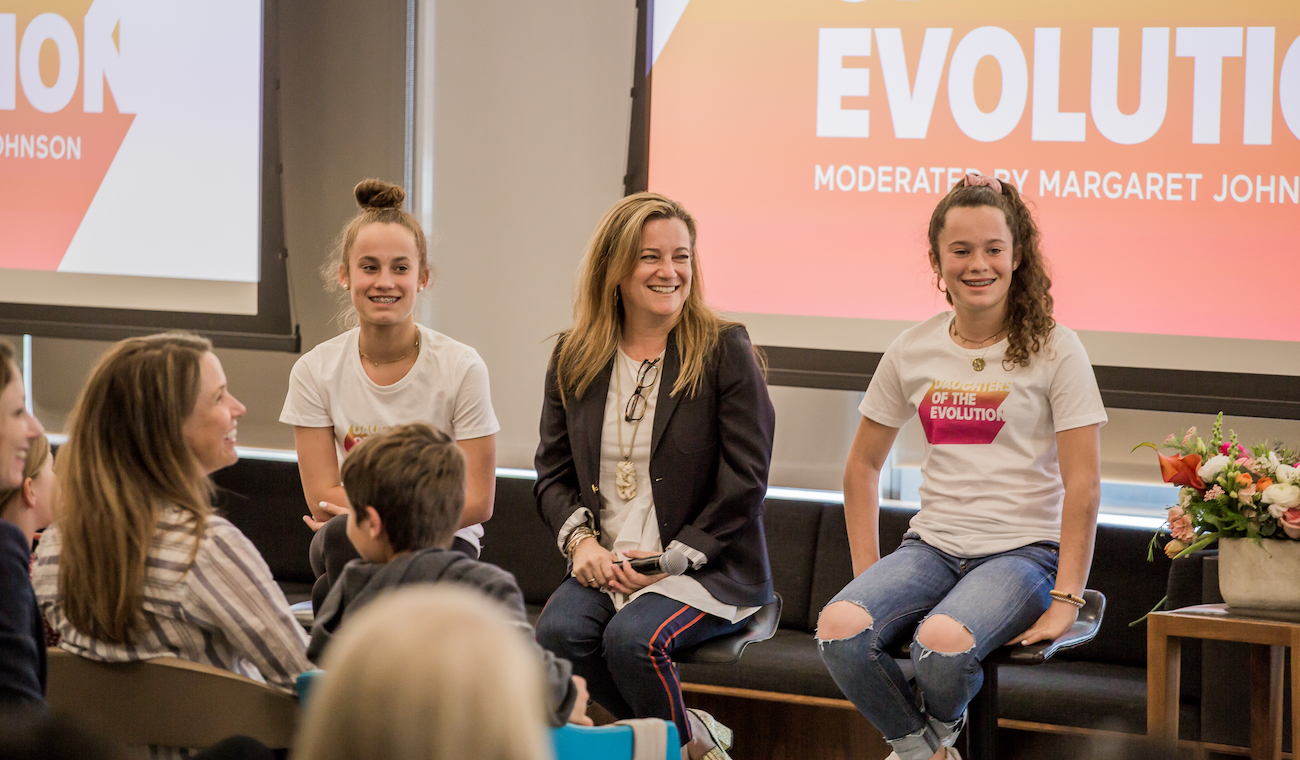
left=613, top=355, right=658, bottom=500
left=359, top=333, right=420, bottom=367
left=951, top=317, right=1006, bottom=372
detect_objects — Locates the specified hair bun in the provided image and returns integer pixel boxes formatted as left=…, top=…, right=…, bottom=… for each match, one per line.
left=354, top=179, right=406, bottom=210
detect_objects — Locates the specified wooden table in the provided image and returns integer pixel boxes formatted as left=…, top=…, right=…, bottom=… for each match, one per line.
left=1148, top=604, right=1300, bottom=760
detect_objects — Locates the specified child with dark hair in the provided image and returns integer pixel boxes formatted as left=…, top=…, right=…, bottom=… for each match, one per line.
left=307, top=423, right=590, bottom=727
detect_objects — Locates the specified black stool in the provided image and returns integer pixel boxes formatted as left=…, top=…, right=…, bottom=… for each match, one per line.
left=674, top=594, right=783, bottom=664
left=887, top=589, right=1106, bottom=760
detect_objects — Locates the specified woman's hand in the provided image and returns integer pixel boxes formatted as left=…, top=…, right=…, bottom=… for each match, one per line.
left=567, top=675, right=593, bottom=725
left=607, top=549, right=669, bottom=595
left=303, top=501, right=347, bottom=532
left=571, top=536, right=618, bottom=590
left=1014, top=601, right=1079, bottom=646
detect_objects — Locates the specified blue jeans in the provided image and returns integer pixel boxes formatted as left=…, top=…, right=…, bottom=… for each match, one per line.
left=535, top=578, right=746, bottom=745
left=817, top=534, right=1058, bottom=760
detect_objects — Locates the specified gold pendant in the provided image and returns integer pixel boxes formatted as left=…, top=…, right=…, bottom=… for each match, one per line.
left=972, top=358, right=985, bottom=371
left=616, top=459, right=637, bottom=500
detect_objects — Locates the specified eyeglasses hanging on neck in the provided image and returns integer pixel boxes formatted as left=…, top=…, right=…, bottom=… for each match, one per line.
left=624, top=359, right=661, bottom=423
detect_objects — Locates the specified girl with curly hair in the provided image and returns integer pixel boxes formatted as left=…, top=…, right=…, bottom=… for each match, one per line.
left=816, top=175, right=1107, bottom=760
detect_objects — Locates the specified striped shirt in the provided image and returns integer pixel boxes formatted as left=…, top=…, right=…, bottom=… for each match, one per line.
left=32, top=506, right=310, bottom=695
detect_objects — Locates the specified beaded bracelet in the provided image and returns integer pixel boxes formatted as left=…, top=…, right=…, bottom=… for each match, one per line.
left=1049, top=590, right=1085, bottom=608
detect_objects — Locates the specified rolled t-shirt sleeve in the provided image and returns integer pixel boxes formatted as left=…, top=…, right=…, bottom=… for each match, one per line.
left=450, top=354, right=500, bottom=440
left=857, top=336, right=914, bottom=428
left=1047, top=331, right=1108, bottom=432
left=280, top=356, right=333, bottom=428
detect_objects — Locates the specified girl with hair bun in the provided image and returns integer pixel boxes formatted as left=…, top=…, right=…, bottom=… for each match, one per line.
left=816, top=176, right=1106, bottom=760
left=281, top=180, right=499, bottom=586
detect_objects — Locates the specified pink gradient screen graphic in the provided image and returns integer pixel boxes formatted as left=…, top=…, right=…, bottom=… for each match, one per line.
left=645, top=0, right=1300, bottom=343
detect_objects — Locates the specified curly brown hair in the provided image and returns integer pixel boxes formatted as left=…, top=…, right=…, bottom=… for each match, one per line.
left=927, top=180, right=1054, bottom=368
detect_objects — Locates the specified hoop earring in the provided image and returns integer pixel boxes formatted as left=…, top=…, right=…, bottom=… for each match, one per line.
left=936, top=278, right=947, bottom=294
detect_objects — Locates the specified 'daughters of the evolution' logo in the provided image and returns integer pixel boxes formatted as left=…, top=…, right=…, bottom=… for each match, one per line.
left=917, top=379, right=1010, bottom=445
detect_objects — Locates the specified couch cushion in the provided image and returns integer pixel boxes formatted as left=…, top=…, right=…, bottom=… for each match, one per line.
left=679, top=629, right=850, bottom=700
left=999, top=659, right=1199, bottom=738
left=761, top=499, right=822, bottom=631
left=480, top=476, right=568, bottom=607
left=679, top=628, right=1187, bottom=735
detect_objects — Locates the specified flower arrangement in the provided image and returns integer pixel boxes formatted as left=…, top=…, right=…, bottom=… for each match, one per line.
left=1136, top=413, right=1300, bottom=561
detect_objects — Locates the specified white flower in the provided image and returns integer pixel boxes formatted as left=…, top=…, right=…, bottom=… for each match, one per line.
left=1275, top=463, right=1299, bottom=484
left=1261, top=483, right=1300, bottom=517
left=1197, top=455, right=1230, bottom=482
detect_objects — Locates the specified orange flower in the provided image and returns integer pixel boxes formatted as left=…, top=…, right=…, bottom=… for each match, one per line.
left=1257, top=477, right=1274, bottom=491
left=1236, top=473, right=1253, bottom=487
left=1157, top=452, right=1205, bottom=490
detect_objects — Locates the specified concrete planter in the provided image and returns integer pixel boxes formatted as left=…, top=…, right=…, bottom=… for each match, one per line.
left=1219, top=537, right=1300, bottom=610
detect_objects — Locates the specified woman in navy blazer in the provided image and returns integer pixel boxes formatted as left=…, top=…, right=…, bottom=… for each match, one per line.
left=534, top=193, right=774, bottom=760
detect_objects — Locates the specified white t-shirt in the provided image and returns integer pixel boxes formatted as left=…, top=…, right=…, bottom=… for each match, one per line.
left=860, top=312, right=1107, bottom=557
left=280, top=324, right=500, bottom=550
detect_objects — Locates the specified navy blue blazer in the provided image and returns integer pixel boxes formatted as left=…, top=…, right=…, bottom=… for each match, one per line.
left=0, top=519, right=45, bottom=711
left=534, top=325, right=776, bottom=608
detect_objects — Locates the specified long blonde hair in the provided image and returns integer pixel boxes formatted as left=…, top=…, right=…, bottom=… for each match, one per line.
left=57, top=332, right=214, bottom=644
left=295, top=586, right=553, bottom=760
left=557, top=192, right=733, bottom=400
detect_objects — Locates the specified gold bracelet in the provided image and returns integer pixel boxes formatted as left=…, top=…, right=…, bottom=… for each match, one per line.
left=564, top=526, right=599, bottom=559
left=1049, top=590, right=1085, bottom=608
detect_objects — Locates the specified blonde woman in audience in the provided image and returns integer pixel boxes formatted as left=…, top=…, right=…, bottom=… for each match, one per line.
left=295, top=585, right=553, bottom=760
left=0, top=433, right=56, bottom=546
left=33, top=333, right=310, bottom=756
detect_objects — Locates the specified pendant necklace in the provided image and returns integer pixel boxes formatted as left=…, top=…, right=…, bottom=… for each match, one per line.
left=951, top=317, right=1006, bottom=372
left=614, top=354, right=658, bottom=500
left=359, top=333, right=420, bottom=367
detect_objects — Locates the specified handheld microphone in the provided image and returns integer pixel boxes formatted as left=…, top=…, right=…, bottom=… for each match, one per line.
left=627, top=548, right=689, bottom=576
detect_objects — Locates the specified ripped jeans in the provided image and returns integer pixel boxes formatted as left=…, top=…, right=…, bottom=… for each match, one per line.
left=817, top=533, right=1057, bottom=760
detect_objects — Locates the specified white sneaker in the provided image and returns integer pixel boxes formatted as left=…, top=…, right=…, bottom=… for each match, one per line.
left=881, top=750, right=959, bottom=760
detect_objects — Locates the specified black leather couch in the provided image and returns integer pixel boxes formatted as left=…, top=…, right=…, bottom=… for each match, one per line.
left=215, top=457, right=1199, bottom=738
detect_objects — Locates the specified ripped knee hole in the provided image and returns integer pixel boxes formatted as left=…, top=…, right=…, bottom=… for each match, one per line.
left=816, top=601, right=873, bottom=641
left=915, top=614, right=975, bottom=654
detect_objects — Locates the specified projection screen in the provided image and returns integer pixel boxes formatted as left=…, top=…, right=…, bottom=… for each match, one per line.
left=0, top=0, right=296, bottom=351
left=628, top=0, right=1300, bottom=417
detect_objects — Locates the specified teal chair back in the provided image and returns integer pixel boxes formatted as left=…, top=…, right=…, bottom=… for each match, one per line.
left=552, top=722, right=679, bottom=760
left=296, top=669, right=324, bottom=707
